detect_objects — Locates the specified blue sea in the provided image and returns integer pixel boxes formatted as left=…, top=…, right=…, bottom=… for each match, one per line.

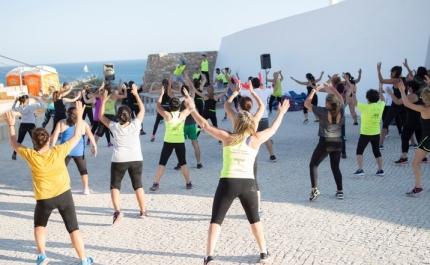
left=0, top=59, right=147, bottom=86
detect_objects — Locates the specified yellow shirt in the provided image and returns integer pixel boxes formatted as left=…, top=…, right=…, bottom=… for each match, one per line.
left=193, top=73, right=201, bottom=80
left=217, top=73, right=227, bottom=83
left=201, top=60, right=209, bottom=71
left=357, top=101, right=385, bottom=135
left=18, top=142, right=71, bottom=200
left=174, top=64, right=186, bottom=76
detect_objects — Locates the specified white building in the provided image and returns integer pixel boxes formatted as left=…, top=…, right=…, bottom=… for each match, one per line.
left=216, top=0, right=430, bottom=108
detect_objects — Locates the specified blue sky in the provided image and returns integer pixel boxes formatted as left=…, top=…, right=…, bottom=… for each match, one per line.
left=0, top=0, right=344, bottom=65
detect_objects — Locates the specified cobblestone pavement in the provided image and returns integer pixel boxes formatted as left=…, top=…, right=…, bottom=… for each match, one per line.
left=0, top=109, right=429, bottom=264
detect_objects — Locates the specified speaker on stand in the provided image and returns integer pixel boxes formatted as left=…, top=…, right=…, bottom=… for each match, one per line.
left=103, top=64, right=115, bottom=85
left=260, top=54, right=271, bottom=89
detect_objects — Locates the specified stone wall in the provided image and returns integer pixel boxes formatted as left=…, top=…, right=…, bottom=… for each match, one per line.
left=144, top=51, right=217, bottom=88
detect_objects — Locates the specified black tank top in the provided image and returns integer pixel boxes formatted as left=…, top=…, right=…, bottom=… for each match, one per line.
left=161, top=93, right=171, bottom=107
left=420, top=117, right=430, bottom=136
left=392, top=77, right=407, bottom=100
left=81, top=92, right=92, bottom=107
left=406, top=92, right=424, bottom=122
left=204, top=98, right=217, bottom=113
left=54, top=99, right=66, bottom=118
left=195, top=88, right=203, bottom=101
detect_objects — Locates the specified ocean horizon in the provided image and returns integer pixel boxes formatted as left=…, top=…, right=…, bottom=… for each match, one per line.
left=0, top=59, right=147, bottom=87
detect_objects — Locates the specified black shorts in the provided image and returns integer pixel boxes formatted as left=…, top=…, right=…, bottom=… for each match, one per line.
left=158, top=142, right=186, bottom=166
left=96, top=114, right=116, bottom=137
left=110, top=161, right=143, bottom=191
left=418, top=136, right=430, bottom=152
left=257, top=118, right=269, bottom=132
left=34, top=189, right=79, bottom=234
left=65, top=155, right=87, bottom=175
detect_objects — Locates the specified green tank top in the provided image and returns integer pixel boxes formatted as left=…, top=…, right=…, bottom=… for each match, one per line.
left=104, top=96, right=116, bottom=115
left=174, top=64, right=186, bottom=76
left=164, top=111, right=185, bottom=143
left=272, top=79, right=282, bottom=97
left=220, top=137, right=258, bottom=179
left=201, top=60, right=209, bottom=71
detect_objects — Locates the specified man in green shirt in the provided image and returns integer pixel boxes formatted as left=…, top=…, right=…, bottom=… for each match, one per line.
left=201, top=54, right=210, bottom=87
left=173, top=58, right=186, bottom=83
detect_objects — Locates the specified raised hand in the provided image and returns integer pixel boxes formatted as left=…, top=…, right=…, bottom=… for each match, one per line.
left=424, top=75, right=430, bottom=86
left=278, top=98, right=290, bottom=114
left=160, top=87, right=165, bottom=96
left=358, top=68, right=362, bottom=74
left=377, top=62, right=382, bottom=71
left=184, top=95, right=196, bottom=109
left=102, top=90, right=109, bottom=103
left=398, top=79, right=406, bottom=93
left=75, top=101, right=85, bottom=117
left=183, top=87, right=191, bottom=98
left=249, top=80, right=255, bottom=94
left=131, top=83, right=138, bottom=95
left=4, top=111, right=16, bottom=126
left=235, top=81, right=242, bottom=93
left=403, top=58, right=409, bottom=68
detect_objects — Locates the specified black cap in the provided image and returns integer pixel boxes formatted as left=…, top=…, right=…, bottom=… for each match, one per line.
left=63, top=82, right=69, bottom=87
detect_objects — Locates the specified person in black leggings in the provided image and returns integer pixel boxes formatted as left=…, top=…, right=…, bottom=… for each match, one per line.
left=291, top=71, right=324, bottom=123
left=387, top=80, right=426, bottom=164
left=183, top=86, right=290, bottom=265
left=148, top=76, right=181, bottom=142
left=304, top=82, right=346, bottom=201
left=51, top=90, right=82, bottom=136
left=381, top=84, right=402, bottom=136
left=81, top=85, right=94, bottom=126
left=377, top=62, right=408, bottom=149
left=128, top=78, right=146, bottom=135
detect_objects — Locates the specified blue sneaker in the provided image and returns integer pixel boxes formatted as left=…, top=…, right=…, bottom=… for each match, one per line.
left=79, top=257, right=94, bottom=265
left=36, top=254, right=50, bottom=265
left=354, top=169, right=364, bottom=176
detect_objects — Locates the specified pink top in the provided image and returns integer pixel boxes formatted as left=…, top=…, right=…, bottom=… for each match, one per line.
left=94, top=98, right=101, bottom=121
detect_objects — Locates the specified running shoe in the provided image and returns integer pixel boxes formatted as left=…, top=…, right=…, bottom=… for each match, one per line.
left=394, top=157, right=408, bottom=165
left=204, top=256, right=216, bottom=265
left=150, top=135, right=155, bottom=142
left=112, top=211, right=123, bottom=225
left=159, top=120, right=164, bottom=124
left=197, top=163, right=203, bottom=169
left=406, top=187, right=423, bottom=197
left=376, top=169, right=385, bottom=176
left=270, top=155, right=277, bottom=162
left=353, top=122, right=358, bottom=125
left=86, top=139, right=90, bottom=146
left=354, top=169, right=364, bottom=176
left=422, top=157, right=428, bottom=164
left=140, top=130, right=146, bottom=135
left=139, top=211, right=148, bottom=219
left=222, top=117, right=227, bottom=122
left=386, top=133, right=391, bottom=137
left=314, top=119, right=319, bottom=123
left=108, top=143, right=113, bottom=147
left=174, top=163, right=181, bottom=170
left=336, top=191, right=344, bottom=200
left=341, top=153, right=347, bottom=159
left=83, top=189, right=92, bottom=195
left=12, top=153, right=16, bottom=160
left=259, top=250, right=270, bottom=263
left=79, top=257, right=94, bottom=265
left=149, top=183, right=159, bottom=191
left=379, top=144, right=384, bottom=150
left=186, top=182, right=193, bottom=189
left=309, top=189, right=321, bottom=201
left=36, top=253, right=50, bottom=265
left=303, top=119, right=309, bottom=124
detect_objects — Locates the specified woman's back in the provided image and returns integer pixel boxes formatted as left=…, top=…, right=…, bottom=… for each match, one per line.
left=60, top=124, right=85, bottom=156
left=312, top=106, right=344, bottom=137
left=109, top=118, right=143, bottom=163
left=220, top=137, right=258, bottom=179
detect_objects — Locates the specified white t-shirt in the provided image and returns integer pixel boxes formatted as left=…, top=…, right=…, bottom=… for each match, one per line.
left=384, top=84, right=393, bottom=106
left=240, top=87, right=273, bottom=118
left=109, top=118, right=143, bottom=162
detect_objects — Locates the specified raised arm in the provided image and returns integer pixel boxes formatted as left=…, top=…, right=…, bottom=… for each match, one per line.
left=315, top=71, right=325, bottom=83
left=131, top=83, right=145, bottom=122
left=156, top=88, right=172, bottom=120
left=385, top=86, right=402, bottom=104
left=355, top=69, right=362, bottom=84
left=403, top=59, right=414, bottom=81
left=67, top=101, right=85, bottom=149
left=84, top=122, right=97, bottom=157
left=377, top=62, right=399, bottom=85
left=4, top=112, right=21, bottom=153
left=265, top=70, right=275, bottom=83
left=111, top=86, right=127, bottom=100
left=290, top=76, right=308, bottom=85
left=324, top=82, right=345, bottom=105
left=304, top=85, right=321, bottom=111
left=214, top=86, right=229, bottom=101
left=99, top=91, right=112, bottom=127
left=61, top=87, right=73, bottom=97
left=224, top=84, right=240, bottom=123
left=118, top=78, right=122, bottom=91
left=184, top=71, right=207, bottom=100
left=378, top=83, right=385, bottom=102
left=253, top=99, right=289, bottom=145
left=278, top=70, right=284, bottom=81
left=148, top=82, right=160, bottom=94
left=63, top=91, right=82, bottom=103
left=249, top=85, right=265, bottom=123
left=399, top=80, right=425, bottom=112
left=51, top=120, right=63, bottom=147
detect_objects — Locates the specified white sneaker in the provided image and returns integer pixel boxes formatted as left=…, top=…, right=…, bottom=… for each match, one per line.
left=83, top=189, right=92, bottom=195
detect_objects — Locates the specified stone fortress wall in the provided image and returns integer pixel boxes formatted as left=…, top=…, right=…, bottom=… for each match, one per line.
left=144, top=51, right=218, bottom=89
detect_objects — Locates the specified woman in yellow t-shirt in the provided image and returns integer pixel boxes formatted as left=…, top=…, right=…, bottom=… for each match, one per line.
left=183, top=86, right=290, bottom=265
left=4, top=102, right=94, bottom=265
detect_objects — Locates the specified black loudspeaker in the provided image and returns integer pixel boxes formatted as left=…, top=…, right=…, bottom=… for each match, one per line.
left=103, top=64, right=115, bottom=81
left=260, top=54, right=271, bottom=69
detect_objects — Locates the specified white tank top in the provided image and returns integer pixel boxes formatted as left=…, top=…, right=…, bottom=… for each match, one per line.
left=220, top=136, right=258, bottom=179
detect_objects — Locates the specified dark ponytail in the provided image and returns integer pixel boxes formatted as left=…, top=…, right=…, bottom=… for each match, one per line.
left=18, top=95, right=29, bottom=106
left=306, top=73, right=315, bottom=83
left=239, top=96, right=253, bottom=112
left=116, top=106, right=132, bottom=125
left=66, top=107, right=77, bottom=126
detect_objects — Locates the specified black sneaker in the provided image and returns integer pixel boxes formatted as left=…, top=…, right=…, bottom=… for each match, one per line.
left=174, top=163, right=181, bottom=170
left=341, top=153, right=347, bottom=159
left=197, top=164, right=203, bottom=169
left=394, top=157, right=408, bottom=165
left=186, top=182, right=192, bottom=189
left=422, top=157, right=428, bottom=164
left=204, top=256, right=216, bottom=265
left=336, top=191, right=344, bottom=200
left=353, top=122, right=359, bottom=125
left=376, top=169, right=385, bottom=176
left=270, top=155, right=277, bottom=162
left=309, top=189, right=321, bottom=201
left=149, top=183, right=159, bottom=191
left=12, top=153, right=16, bottom=160
left=140, top=130, right=146, bottom=135
left=112, top=210, right=123, bottom=225
left=354, top=169, right=364, bottom=176
left=259, top=250, right=270, bottom=263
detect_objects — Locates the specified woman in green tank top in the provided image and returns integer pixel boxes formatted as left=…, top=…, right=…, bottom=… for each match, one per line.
left=183, top=87, right=290, bottom=265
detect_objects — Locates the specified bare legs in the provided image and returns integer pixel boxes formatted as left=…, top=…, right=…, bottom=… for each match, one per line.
left=155, top=165, right=190, bottom=184
left=111, top=188, right=146, bottom=212
left=264, top=140, right=274, bottom=156
left=81, top=174, right=89, bottom=191
left=35, top=227, right=86, bottom=260
left=191, top=140, right=201, bottom=164
left=412, top=149, right=428, bottom=188
left=349, top=103, right=358, bottom=123
left=356, top=155, right=383, bottom=170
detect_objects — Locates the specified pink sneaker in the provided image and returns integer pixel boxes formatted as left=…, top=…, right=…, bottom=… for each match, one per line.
left=108, top=143, right=113, bottom=147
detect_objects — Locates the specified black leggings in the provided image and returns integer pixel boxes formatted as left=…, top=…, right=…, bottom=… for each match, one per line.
left=401, top=122, right=422, bottom=153
left=82, top=106, right=93, bottom=125
left=309, top=137, right=343, bottom=190
left=382, top=104, right=406, bottom=130
left=341, top=125, right=346, bottom=155
left=110, top=161, right=143, bottom=190
left=194, top=99, right=204, bottom=115
left=268, top=95, right=282, bottom=112
left=42, top=109, right=55, bottom=128
left=211, top=178, right=259, bottom=225
left=201, top=71, right=210, bottom=86
left=34, top=189, right=79, bottom=234
left=129, top=104, right=143, bottom=130
left=152, top=106, right=169, bottom=135
left=91, top=121, right=111, bottom=143
left=14, top=123, right=35, bottom=155
left=96, top=114, right=115, bottom=137
left=382, top=106, right=402, bottom=134
left=197, top=112, right=218, bottom=137
left=52, top=114, right=66, bottom=135
left=65, top=155, right=88, bottom=175
left=356, top=134, right=381, bottom=158
left=158, top=142, right=186, bottom=166
left=304, top=95, right=318, bottom=114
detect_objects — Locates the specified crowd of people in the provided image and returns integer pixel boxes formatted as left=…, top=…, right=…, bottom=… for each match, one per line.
left=5, top=55, right=430, bottom=264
